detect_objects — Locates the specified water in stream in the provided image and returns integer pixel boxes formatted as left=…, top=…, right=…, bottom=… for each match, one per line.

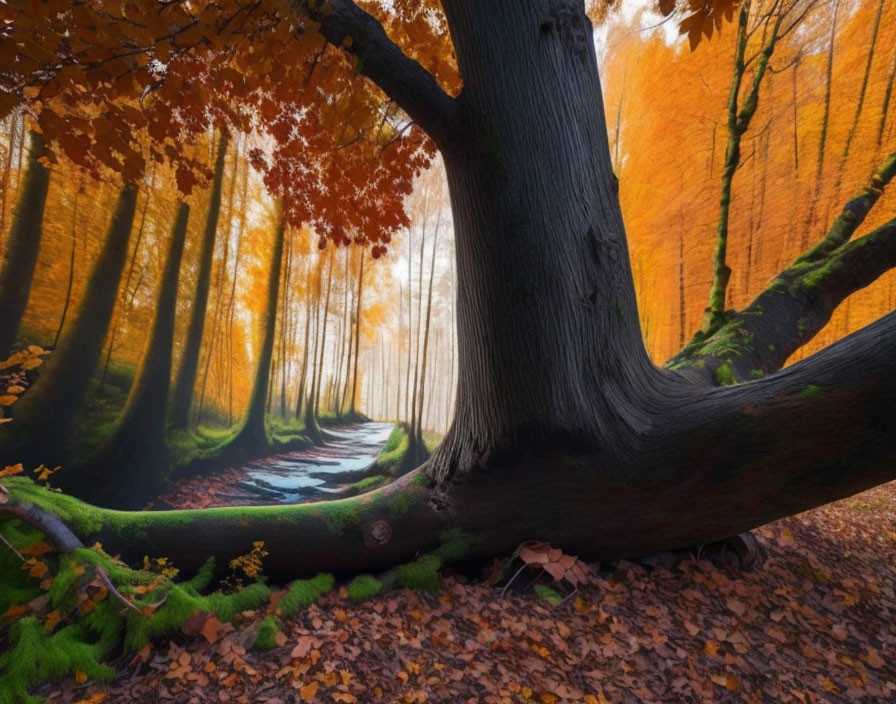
left=235, top=422, right=395, bottom=504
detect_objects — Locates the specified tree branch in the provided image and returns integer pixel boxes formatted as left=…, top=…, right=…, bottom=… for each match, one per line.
left=798, top=151, right=896, bottom=263
left=294, top=0, right=458, bottom=147
left=670, top=217, right=896, bottom=383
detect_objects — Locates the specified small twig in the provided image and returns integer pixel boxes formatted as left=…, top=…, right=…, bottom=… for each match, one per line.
left=0, top=530, right=24, bottom=561
left=96, top=567, right=142, bottom=613
left=500, top=562, right=529, bottom=600
left=557, top=587, right=579, bottom=609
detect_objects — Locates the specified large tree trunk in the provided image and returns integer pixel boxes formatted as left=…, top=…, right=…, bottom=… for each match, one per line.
left=0, top=132, right=50, bottom=357
left=169, top=131, right=228, bottom=429
left=3, top=185, right=138, bottom=466
left=68, top=204, right=191, bottom=507
left=5, top=1, right=896, bottom=582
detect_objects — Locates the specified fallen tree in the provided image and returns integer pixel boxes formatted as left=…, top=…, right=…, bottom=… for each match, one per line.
left=2, top=0, right=896, bottom=584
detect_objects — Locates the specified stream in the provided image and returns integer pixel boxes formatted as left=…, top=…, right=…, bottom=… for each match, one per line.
left=215, top=422, right=394, bottom=505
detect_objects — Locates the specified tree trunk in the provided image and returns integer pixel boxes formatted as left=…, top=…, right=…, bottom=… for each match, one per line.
left=169, top=131, right=229, bottom=429
left=878, top=48, right=896, bottom=151
left=69, top=204, right=191, bottom=507
left=99, top=168, right=153, bottom=393
left=349, top=249, right=364, bottom=416
left=803, top=0, right=839, bottom=248
left=0, top=132, right=50, bottom=357
left=414, top=210, right=441, bottom=457
left=4, top=185, right=138, bottom=466
left=53, top=180, right=81, bottom=348
left=230, top=204, right=286, bottom=453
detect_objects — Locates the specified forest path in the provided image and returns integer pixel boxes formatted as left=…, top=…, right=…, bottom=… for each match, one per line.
left=157, top=422, right=395, bottom=509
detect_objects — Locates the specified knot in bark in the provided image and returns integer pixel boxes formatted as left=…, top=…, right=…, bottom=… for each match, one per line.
left=364, top=519, right=393, bottom=548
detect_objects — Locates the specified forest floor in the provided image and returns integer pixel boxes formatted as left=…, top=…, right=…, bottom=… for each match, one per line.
left=40, top=482, right=896, bottom=704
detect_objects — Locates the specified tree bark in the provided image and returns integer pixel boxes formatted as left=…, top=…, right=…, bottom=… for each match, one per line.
left=70, top=204, right=191, bottom=507
left=0, top=132, right=50, bottom=357
left=349, top=249, right=364, bottom=416
left=169, top=131, right=229, bottom=429
left=230, top=203, right=286, bottom=453
left=4, top=185, right=138, bottom=466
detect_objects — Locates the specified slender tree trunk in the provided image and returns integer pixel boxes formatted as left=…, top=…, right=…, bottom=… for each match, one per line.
left=349, top=249, right=365, bottom=416
left=832, top=0, right=885, bottom=199
left=803, top=0, right=839, bottom=248
left=197, top=137, right=239, bottom=425
left=279, top=233, right=293, bottom=418
left=415, top=216, right=440, bottom=451
left=0, top=113, right=16, bottom=242
left=312, top=251, right=334, bottom=417
left=0, top=132, right=50, bottom=357
left=169, top=131, right=229, bottom=429
left=410, top=216, right=427, bottom=439
left=703, top=0, right=783, bottom=334
left=303, top=267, right=323, bottom=442
left=791, top=59, right=800, bottom=174
left=295, top=284, right=312, bottom=422
left=53, top=181, right=82, bottom=349
left=226, top=150, right=249, bottom=426
left=404, top=235, right=412, bottom=421
left=71, top=204, right=191, bottom=506
left=878, top=48, right=896, bottom=151
left=99, top=168, right=153, bottom=393
left=231, top=204, right=286, bottom=452
left=4, top=185, right=138, bottom=466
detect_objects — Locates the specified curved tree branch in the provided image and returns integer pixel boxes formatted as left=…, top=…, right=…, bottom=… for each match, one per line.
left=294, top=0, right=459, bottom=147
left=675, top=151, right=896, bottom=383
left=670, top=217, right=896, bottom=383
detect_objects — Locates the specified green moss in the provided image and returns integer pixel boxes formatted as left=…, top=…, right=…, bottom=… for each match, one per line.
left=749, top=369, right=764, bottom=379
left=376, top=425, right=409, bottom=473
left=798, top=384, right=823, bottom=398
left=394, top=554, right=441, bottom=594
left=313, top=499, right=364, bottom=536
left=352, top=475, right=388, bottom=493
left=431, top=529, right=477, bottom=564
left=251, top=616, right=283, bottom=651
left=279, top=573, right=334, bottom=618
left=714, top=362, right=736, bottom=386
left=387, top=490, right=416, bottom=520
left=0, top=618, right=116, bottom=704
left=346, top=574, right=383, bottom=603
left=533, top=585, right=563, bottom=607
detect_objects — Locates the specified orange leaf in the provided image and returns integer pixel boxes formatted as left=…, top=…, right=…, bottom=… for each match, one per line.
left=299, top=681, right=319, bottom=699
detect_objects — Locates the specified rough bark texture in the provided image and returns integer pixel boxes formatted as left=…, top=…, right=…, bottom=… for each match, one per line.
left=2, top=185, right=137, bottom=467
left=69, top=203, right=191, bottom=507
left=0, top=132, right=49, bottom=357
left=169, top=132, right=228, bottom=429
